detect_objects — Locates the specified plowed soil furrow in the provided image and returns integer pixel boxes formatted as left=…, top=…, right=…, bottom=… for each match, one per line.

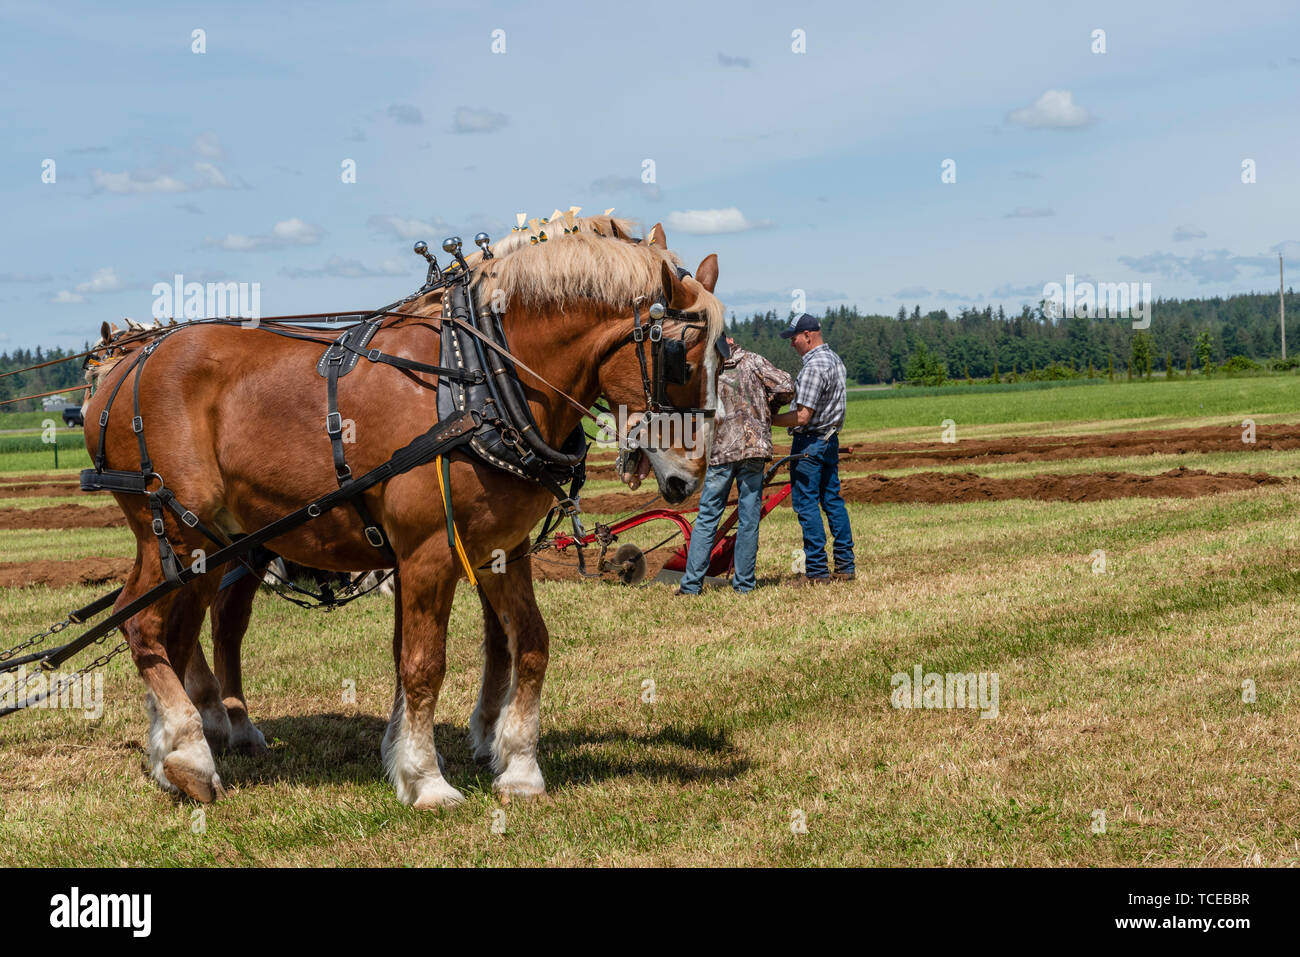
left=0, top=505, right=125, bottom=530
left=582, top=422, right=1300, bottom=479
left=0, top=557, right=133, bottom=588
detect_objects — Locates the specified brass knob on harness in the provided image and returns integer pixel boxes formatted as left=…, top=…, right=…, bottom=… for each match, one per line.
left=413, top=241, right=435, bottom=264
left=442, top=236, right=463, bottom=256
left=474, top=232, right=493, bottom=259
left=648, top=302, right=666, bottom=321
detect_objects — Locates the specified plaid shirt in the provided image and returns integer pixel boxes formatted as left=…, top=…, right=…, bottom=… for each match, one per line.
left=790, top=344, right=847, bottom=435
left=710, top=345, right=794, bottom=465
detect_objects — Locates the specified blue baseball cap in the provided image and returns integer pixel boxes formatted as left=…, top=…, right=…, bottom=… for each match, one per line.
left=779, top=313, right=821, bottom=339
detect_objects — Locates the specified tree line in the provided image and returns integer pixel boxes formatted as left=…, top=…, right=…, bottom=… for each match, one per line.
left=728, top=291, right=1299, bottom=384
left=0, top=345, right=90, bottom=411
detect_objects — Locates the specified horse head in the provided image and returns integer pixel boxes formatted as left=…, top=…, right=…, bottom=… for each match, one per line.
left=598, top=253, right=724, bottom=504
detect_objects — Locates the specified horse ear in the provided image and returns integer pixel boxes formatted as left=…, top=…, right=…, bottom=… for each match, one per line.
left=100, top=321, right=112, bottom=342
left=660, top=260, right=691, bottom=308
left=695, top=254, right=719, bottom=293
left=649, top=222, right=668, bottom=248
left=610, top=220, right=629, bottom=241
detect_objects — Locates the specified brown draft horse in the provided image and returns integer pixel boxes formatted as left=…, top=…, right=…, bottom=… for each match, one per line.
left=85, top=218, right=724, bottom=807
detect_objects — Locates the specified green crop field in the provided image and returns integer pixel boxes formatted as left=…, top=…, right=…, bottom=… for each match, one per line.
left=841, top=375, right=1300, bottom=440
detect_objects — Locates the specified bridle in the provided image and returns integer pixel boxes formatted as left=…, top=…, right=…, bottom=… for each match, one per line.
left=627, top=296, right=726, bottom=419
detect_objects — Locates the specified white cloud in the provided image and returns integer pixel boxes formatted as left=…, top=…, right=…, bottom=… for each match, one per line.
left=75, top=267, right=120, bottom=294
left=49, top=267, right=120, bottom=303
left=208, top=218, right=324, bottom=251
left=665, top=207, right=764, bottom=235
left=1119, top=249, right=1275, bottom=284
left=452, top=107, right=509, bottom=133
left=270, top=218, right=322, bottom=244
left=1172, top=224, right=1208, bottom=241
left=193, top=161, right=230, bottom=188
left=368, top=214, right=439, bottom=240
left=90, top=169, right=189, bottom=194
left=1006, top=90, right=1093, bottom=129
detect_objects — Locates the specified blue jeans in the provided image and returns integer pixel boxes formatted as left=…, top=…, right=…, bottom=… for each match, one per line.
left=790, top=432, right=855, bottom=578
left=679, top=458, right=765, bottom=594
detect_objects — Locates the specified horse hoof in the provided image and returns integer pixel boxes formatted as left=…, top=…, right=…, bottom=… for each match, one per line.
left=163, top=749, right=225, bottom=803
left=411, top=779, right=466, bottom=810
left=230, top=722, right=268, bottom=755
left=493, top=765, right=546, bottom=802
left=164, top=763, right=225, bottom=803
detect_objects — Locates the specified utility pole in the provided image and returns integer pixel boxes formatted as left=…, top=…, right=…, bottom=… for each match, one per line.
left=1281, top=254, right=1287, bottom=360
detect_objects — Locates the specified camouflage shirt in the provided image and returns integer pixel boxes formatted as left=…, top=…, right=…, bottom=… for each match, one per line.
left=710, top=345, right=795, bottom=465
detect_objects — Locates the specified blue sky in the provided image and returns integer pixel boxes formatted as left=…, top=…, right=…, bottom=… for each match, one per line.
left=1, top=0, right=1298, bottom=351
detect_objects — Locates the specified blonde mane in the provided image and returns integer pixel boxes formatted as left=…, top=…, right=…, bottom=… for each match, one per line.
left=465, top=214, right=724, bottom=402
left=467, top=216, right=680, bottom=309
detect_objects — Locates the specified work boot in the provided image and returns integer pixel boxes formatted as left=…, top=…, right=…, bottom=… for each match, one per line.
left=793, top=575, right=830, bottom=587
left=831, top=570, right=856, bottom=582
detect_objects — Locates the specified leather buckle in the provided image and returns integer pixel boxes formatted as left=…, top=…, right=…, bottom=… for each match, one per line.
left=181, top=510, right=199, bottom=527
left=631, top=326, right=644, bottom=342
left=649, top=324, right=662, bottom=342
left=326, top=412, right=343, bottom=435
left=131, top=415, right=144, bottom=433
left=151, top=517, right=165, bottom=536
left=367, top=348, right=381, bottom=362
left=98, top=411, right=109, bottom=427
left=364, top=526, right=385, bottom=548
left=336, top=464, right=353, bottom=481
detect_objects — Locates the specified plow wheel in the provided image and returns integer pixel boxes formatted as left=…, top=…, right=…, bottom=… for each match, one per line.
left=612, top=543, right=646, bottom=586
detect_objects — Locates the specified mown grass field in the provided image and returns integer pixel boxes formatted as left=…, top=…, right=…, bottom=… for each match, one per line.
left=1, top=376, right=1298, bottom=866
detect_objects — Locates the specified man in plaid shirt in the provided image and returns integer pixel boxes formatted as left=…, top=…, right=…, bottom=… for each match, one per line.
left=771, top=314, right=855, bottom=584
left=676, top=336, right=794, bottom=595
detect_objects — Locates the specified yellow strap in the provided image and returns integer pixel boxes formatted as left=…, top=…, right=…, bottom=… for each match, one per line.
left=434, top=455, right=478, bottom=586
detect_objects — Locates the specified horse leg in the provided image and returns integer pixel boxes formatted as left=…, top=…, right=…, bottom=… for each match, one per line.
left=380, top=550, right=463, bottom=808
left=475, top=550, right=549, bottom=800
left=208, top=564, right=268, bottom=753
left=183, top=641, right=231, bottom=754
left=121, top=555, right=226, bottom=803
left=468, top=547, right=523, bottom=765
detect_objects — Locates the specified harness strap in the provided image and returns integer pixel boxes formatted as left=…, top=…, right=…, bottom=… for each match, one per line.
left=325, top=355, right=396, bottom=559
left=93, top=348, right=148, bottom=472
left=435, top=454, right=478, bottom=586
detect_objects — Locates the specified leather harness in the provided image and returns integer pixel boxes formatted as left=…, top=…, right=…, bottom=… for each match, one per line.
left=78, top=241, right=720, bottom=603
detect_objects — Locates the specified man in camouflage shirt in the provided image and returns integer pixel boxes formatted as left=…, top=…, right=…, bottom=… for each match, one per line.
left=677, top=337, right=794, bottom=595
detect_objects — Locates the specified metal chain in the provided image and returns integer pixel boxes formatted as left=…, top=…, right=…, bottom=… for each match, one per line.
left=0, top=616, right=71, bottom=664
left=6, top=632, right=129, bottom=708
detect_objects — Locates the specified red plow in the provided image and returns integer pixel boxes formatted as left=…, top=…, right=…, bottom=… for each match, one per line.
left=549, top=454, right=801, bottom=586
